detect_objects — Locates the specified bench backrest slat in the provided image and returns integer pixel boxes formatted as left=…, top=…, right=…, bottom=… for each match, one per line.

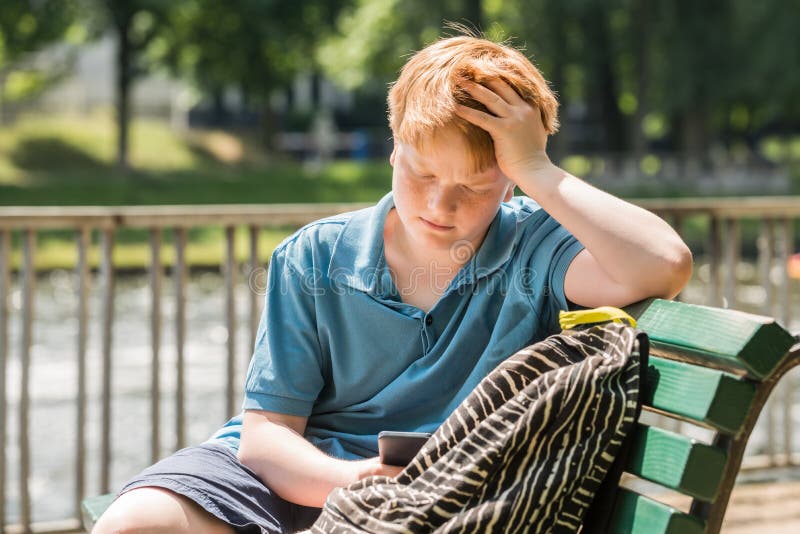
left=624, top=423, right=727, bottom=501
left=643, top=356, right=756, bottom=435
left=609, top=298, right=799, bottom=534
left=608, top=489, right=706, bottom=534
left=636, top=299, right=795, bottom=379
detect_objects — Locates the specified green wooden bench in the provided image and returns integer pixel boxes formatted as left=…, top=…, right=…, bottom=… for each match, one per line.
left=81, top=298, right=799, bottom=533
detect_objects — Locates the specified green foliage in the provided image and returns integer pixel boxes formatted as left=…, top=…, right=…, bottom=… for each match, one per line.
left=2, top=0, right=798, bottom=169
left=152, top=0, right=352, bottom=101
left=0, top=0, right=80, bottom=67
left=318, top=0, right=485, bottom=90
left=4, top=70, right=54, bottom=102
left=0, top=0, right=82, bottom=107
left=318, top=0, right=800, bottom=158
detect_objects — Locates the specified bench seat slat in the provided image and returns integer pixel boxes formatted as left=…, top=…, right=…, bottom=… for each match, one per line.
left=608, top=489, right=706, bottom=534
left=625, top=423, right=727, bottom=501
left=644, top=356, right=755, bottom=434
left=635, top=299, right=795, bottom=379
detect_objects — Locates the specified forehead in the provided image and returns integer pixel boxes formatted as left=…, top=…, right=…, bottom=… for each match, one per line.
left=399, top=127, right=501, bottom=181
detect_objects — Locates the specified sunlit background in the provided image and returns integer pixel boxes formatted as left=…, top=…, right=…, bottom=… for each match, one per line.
left=1, top=0, right=798, bottom=206
left=1, top=1, right=800, bottom=531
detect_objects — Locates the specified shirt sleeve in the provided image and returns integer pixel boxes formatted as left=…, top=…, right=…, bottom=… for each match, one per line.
left=242, top=238, right=325, bottom=417
left=521, top=210, right=585, bottom=336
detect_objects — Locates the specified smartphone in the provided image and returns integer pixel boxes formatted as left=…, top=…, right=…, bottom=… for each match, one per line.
left=378, top=431, right=433, bottom=466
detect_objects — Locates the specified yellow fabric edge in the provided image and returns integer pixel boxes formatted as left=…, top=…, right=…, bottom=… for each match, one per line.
left=559, top=306, right=637, bottom=330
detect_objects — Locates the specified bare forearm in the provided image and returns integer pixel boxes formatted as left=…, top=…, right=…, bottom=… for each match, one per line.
left=237, top=422, right=363, bottom=508
left=517, top=162, right=692, bottom=295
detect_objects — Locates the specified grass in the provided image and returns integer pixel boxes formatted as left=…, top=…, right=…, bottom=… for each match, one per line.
left=0, top=110, right=392, bottom=206
left=0, top=112, right=394, bottom=270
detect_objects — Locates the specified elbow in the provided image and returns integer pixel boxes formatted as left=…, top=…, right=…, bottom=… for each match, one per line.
left=237, top=429, right=262, bottom=472
left=660, top=243, right=693, bottom=299
left=236, top=440, right=255, bottom=469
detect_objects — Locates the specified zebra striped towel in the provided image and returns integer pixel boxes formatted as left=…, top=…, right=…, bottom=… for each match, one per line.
left=304, top=321, right=645, bottom=533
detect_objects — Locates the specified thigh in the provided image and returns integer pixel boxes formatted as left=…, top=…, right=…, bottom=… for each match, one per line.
left=94, top=486, right=233, bottom=534
left=116, top=442, right=301, bottom=533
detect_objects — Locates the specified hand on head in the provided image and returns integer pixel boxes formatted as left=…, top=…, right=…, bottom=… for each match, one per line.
left=454, top=78, right=553, bottom=183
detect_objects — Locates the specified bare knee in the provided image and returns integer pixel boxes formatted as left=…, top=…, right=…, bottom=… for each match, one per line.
left=92, top=487, right=233, bottom=534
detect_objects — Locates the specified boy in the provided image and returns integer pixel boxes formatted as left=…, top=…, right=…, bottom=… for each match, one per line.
left=93, top=34, right=691, bottom=534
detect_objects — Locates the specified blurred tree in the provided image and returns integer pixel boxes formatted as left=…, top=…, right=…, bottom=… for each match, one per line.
left=325, top=0, right=800, bottom=173
left=318, top=0, right=486, bottom=90
left=0, top=0, right=81, bottom=123
left=645, top=0, right=735, bottom=171
left=498, top=0, right=574, bottom=161
left=152, top=0, right=351, bottom=146
left=96, top=0, right=171, bottom=173
left=728, top=0, right=800, bottom=147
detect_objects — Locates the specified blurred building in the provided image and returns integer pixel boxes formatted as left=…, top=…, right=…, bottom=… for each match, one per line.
left=13, top=34, right=186, bottom=124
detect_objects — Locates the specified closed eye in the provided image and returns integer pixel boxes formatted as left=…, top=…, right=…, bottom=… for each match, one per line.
left=461, top=184, right=490, bottom=194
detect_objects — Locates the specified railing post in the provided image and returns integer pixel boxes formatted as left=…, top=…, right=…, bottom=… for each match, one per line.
left=0, top=230, right=9, bottom=533
left=149, top=228, right=162, bottom=463
left=174, top=228, right=187, bottom=451
left=100, top=228, right=116, bottom=494
left=759, top=218, right=779, bottom=464
left=19, top=229, right=35, bottom=532
left=708, top=216, right=722, bottom=307
left=672, top=213, right=684, bottom=302
left=225, top=226, right=237, bottom=418
left=722, top=218, right=740, bottom=309
left=759, top=219, right=777, bottom=317
left=249, top=225, right=260, bottom=351
left=75, top=227, right=90, bottom=516
left=779, top=218, right=794, bottom=463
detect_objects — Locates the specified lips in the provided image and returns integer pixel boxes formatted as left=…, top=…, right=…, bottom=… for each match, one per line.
left=420, top=217, right=454, bottom=230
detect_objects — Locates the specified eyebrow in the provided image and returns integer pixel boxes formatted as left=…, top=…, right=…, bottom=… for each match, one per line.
left=412, top=165, right=496, bottom=184
left=405, top=148, right=498, bottom=184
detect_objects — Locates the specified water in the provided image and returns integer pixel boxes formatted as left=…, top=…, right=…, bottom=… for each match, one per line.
left=1, top=263, right=798, bottom=524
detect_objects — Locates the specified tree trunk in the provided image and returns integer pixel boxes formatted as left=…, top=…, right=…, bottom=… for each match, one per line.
left=463, top=0, right=483, bottom=31
left=260, top=102, right=278, bottom=151
left=0, top=71, right=6, bottom=126
left=630, top=0, right=649, bottom=161
left=594, top=13, right=626, bottom=154
left=211, top=87, right=227, bottom=126
left=115, top=16, right=132, bottom=174
left=680, top=109, right=710, bottom=175
left=537, top=0, right=567, bottom=164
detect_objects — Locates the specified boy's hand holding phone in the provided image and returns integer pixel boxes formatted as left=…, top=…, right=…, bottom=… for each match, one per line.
left=378, top=431, right=432, bottom=467
left=354, top=457, right=405, bottom=480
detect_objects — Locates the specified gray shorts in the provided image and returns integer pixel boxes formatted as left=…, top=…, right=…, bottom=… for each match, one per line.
left=119, top=442, right=322, bottom=533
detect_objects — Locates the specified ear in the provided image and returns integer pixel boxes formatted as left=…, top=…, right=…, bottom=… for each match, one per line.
left=503, top=182, right=515, bottom=202
left=389, top=145, right=397, bottom=167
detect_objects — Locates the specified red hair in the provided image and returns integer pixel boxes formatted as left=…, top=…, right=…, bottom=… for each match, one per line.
left=388, top=35, right=559, bottom=172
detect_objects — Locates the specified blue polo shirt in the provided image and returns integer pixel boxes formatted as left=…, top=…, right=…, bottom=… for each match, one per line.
left=208, top=192, right=584, bottom=460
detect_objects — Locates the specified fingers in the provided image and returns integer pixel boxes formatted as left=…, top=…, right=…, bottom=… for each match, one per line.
left=456, top=78, right=531, bottom=132
left=454, top=102, right=498, bottom=132
left=460, top=80, right=509, bottom=117
left=484, top=78, right=523, bottom=105
left=461, top=78, right=524, bottom=113
left=385, top=464, right=405, bottom=478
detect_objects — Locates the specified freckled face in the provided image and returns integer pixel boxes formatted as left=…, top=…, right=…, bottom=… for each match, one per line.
left=389, top=127, right=514, bottom=257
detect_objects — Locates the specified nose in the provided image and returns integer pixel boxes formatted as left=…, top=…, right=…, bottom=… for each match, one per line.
left=427, top=185, right=458, bottom=216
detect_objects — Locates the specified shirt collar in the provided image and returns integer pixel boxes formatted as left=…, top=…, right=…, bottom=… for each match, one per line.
left=328, top=192, right=395, bottom=294
left=328, top=192, right=520, bottom=294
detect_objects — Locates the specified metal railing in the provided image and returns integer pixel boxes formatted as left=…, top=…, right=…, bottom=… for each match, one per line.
left=0, top=197, right=798, bottom=533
